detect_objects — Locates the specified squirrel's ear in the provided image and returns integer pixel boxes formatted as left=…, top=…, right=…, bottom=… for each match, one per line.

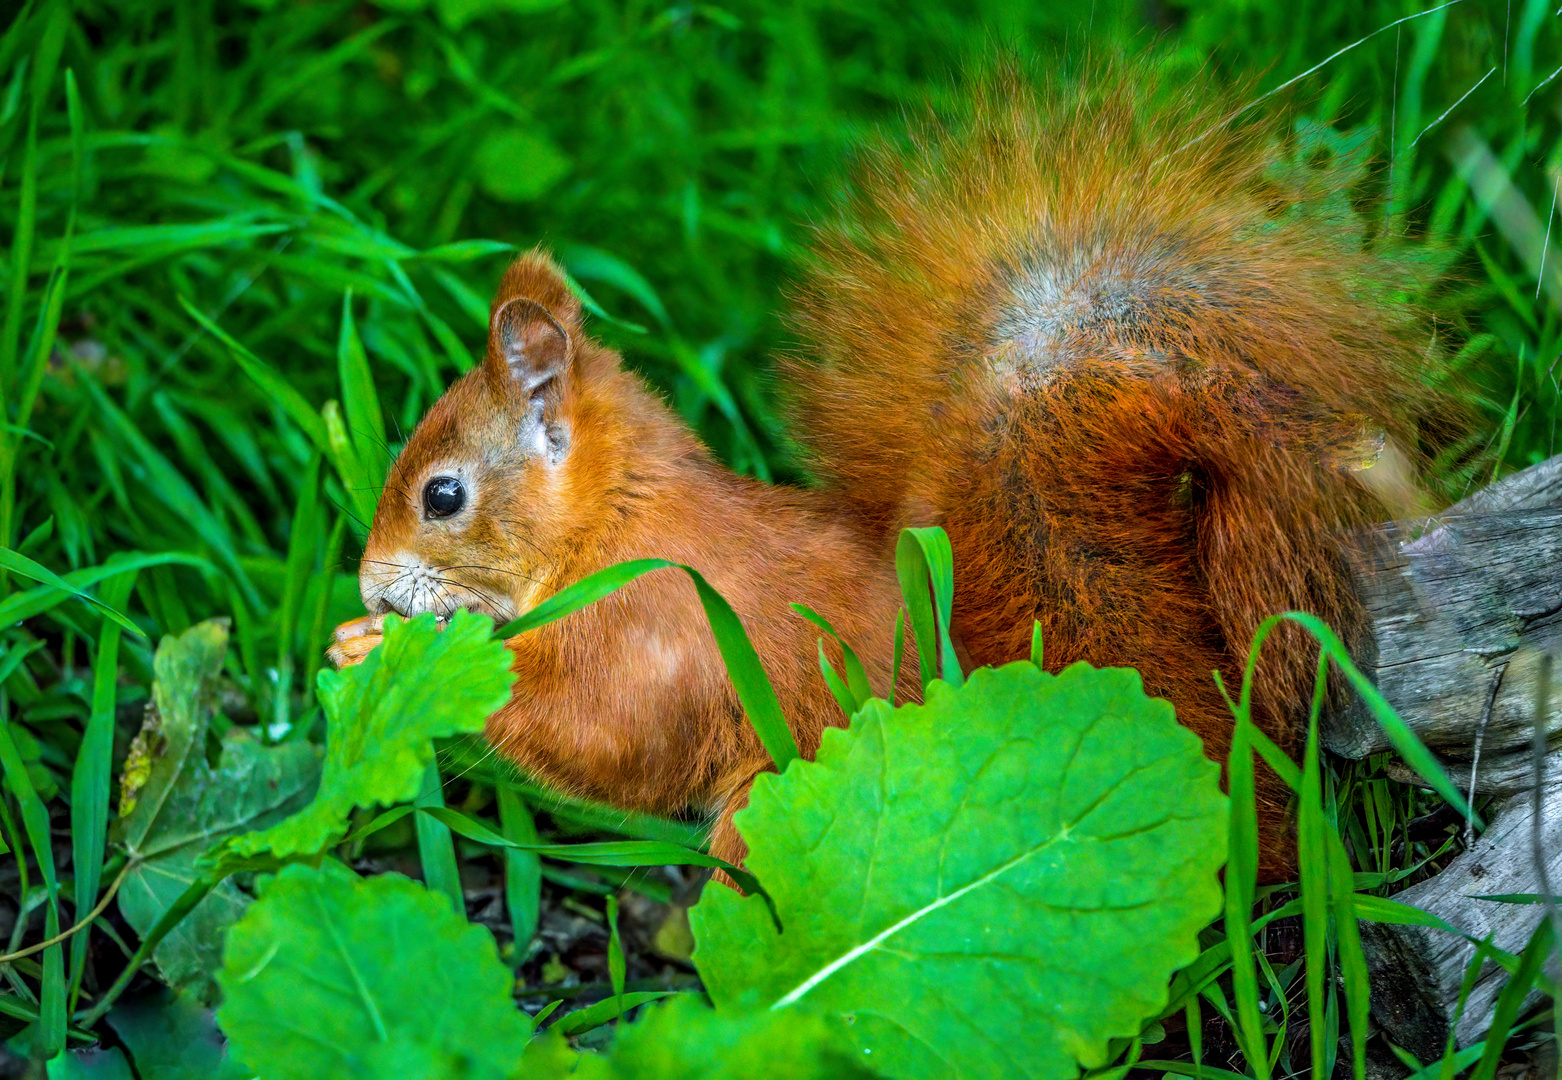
left=487, top=296, right=574, bottom=462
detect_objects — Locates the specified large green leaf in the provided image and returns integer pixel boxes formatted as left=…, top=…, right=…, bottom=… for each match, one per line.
left=691, top=661, right=1228, bottom=1080
left=229, top=611, right=513, bottom=858
left=216, top=861, right=531, bottom=1080
left=116, top=621, right=321, bottom=1002
left=572, top=995, right=876, bottom=1078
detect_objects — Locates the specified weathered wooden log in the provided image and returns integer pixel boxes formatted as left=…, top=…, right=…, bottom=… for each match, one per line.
left=1327, top=456, right=1562, bottom=763
left=1384, top=745, right=1562, bottom=799
left=1356, top=792, right=1562, bottom=1060
left=1329, top=454, right=1562, bottom=1056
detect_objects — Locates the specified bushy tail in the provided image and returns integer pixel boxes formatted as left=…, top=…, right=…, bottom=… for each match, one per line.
left=782, top=59, right=1460, bottom=877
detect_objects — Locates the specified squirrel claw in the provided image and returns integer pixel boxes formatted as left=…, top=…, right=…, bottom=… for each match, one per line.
left=333, top=614, right=384, bottom=643
left=327, top=614, right=385, bottom=669
left=326, top=634, right=380, bottom=670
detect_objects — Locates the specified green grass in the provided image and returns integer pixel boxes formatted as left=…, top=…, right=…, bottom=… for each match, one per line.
left=0, top=0, right=1559, bottom=1073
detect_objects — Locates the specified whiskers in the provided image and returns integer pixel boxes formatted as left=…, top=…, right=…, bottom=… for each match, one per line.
left=359, top=556, right=529, bottom=623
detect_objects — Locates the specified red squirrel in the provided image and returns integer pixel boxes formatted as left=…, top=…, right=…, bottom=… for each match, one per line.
left=328, top=67, right=1452, bottom=882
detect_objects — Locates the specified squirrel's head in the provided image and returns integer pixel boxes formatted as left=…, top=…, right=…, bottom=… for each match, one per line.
left=358, top=250, right=606, bottom=626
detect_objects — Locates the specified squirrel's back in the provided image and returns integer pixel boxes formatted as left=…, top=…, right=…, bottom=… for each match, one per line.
left=784, top=61, right=1457, bottom=875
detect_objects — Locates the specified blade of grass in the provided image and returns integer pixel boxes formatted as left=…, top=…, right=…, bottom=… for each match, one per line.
left=66, top=570, right=137, bottom=1012
left=439, top=747, right=704, bottom=846
left=1351, top=894, right=1469, bottom=936
left=300, top=513, right=350, bottom=716
left=336, top=289, right=388, bottom=480
left=496, top=786, right=540, bottom=963
left=1529, top=650, right=1561, bottom=965
left=275, top=453, right=324, bottom=734
left=1186, top=997, right=1204, bottom=1080
left=804, top=638, right=854, bottom=719
left=12, top=66, right=78, bottom=441
left=322, top=399, right=377, bottom=528
left=895, top=526, right=961, bottom=691
left=0, top=551, right=210, bottom=628
left=414, top=761, right=463, bottom=914
left=1469, top=915, right=1555, bottom=1080
left=178, top=297, right=329, bottom=451
left=0, top=697, right=64, bottom=1056
left=1300, top=653, right=1332, bottom=1080
left=1219, top=665, right=1271, bottom=1079
left=1244, top=612, right=1477, bottom=825
left=791, top=601, right=872, bottom=709
left=78, top=378, right=258, bottom=606
left=607, top=891, right=625, bottom=1009
left=235, top=16, right=401, bottom=128
left=0, top=548, right=143, bottom=637
left=414, top=805, right=779, bottom=928
left=0, top=51, right=38, bottom=397
left=74, top=871, right=220, bottom=1027
left=1439, top=937, right=1503, bottom=1080
left=0, top=993, right=94, bottom=1043
left=553, top=992, right=678, bottom=1038
left=1329, top=828, right=1370, bottom=1080
left=890, top=609, right=905, bottom=701
left=494, top=558, right=798, bottom=772
left=1130, top=1062, right=1253, bottom=1080
left=415, top=239, right=516, bottom=263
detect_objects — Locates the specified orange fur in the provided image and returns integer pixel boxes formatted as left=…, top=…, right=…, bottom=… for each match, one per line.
left=782, top=63, right=1454, bottom=879
left=334, top=252, right=913, bottom=872
left=333, top=63, right=1457, bottom=885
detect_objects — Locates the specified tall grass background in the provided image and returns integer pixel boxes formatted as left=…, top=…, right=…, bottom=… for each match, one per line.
left=0, top=0, right=1558, bottom=1072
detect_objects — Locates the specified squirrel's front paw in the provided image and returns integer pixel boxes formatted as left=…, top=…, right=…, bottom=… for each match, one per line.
left=326, top=614, right=384, bottom=669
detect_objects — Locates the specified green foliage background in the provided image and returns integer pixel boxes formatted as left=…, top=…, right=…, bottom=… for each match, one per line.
left=4, top=0, right=1558, bottom=673
left=0, top=0, right=1559, bottom=1074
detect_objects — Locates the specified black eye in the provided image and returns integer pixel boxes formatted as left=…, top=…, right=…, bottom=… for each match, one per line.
left=423, top=476, right=466, bottom=519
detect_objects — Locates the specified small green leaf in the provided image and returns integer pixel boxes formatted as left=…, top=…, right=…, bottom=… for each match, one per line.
left=45, top=1047, right=135, bottom=1080
left=116, top=621, right=321, bottom=1002
left=472, top=126, right=571, bottom=202
left=216, top=862, right=531, bottom=1080
left=228, top=611, right=512, bottom=859
left=106, top=990, right=253, bottom=1080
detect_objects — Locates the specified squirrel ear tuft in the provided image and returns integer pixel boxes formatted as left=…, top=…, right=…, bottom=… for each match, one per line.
left=491, top=250, right=583, bottom=330
left=490, top=297, right=570, bottom=389
left=487, top=296, right=574, bottom=462
left=485, top=250, right=582, bottom=393
left=482, top=252, right=587, bottom=462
